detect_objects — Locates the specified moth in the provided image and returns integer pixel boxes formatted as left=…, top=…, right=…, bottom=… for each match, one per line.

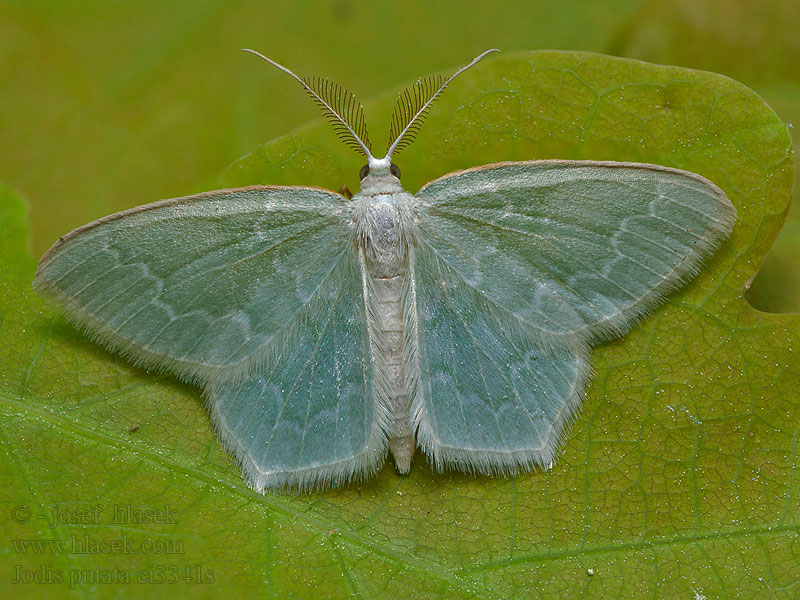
left=34, top=49, right=736, bottom=492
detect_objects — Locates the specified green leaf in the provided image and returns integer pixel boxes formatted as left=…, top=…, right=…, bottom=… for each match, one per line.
left=2, top=51, right=797, bottom=599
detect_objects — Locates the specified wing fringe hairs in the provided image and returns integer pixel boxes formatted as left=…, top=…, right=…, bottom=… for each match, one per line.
left=205, top=384, right=390, bottom=493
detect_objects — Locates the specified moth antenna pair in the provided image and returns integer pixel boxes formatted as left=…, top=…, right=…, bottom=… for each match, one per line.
left=242, top=48, right=499, bottom=163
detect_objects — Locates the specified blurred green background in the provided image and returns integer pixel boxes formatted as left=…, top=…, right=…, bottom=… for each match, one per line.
left=1, top=0, right=797, bottom=312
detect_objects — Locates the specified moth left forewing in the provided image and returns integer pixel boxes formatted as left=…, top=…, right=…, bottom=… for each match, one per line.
left=414, top=160, right=736, bottom=349
left=33, top=186, right=354, bottom=389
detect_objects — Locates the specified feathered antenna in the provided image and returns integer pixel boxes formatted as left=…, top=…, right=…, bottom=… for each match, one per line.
left=242, top=49, right=373, bottom=159
left=385, top=49, right=499, bottom=160
left=386, top=74, right=446, bottom=156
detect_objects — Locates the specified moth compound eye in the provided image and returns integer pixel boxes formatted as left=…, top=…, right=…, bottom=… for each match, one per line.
left=359, top=164, right=370, bottom=180
left=390, top=163, right=401, bottom=179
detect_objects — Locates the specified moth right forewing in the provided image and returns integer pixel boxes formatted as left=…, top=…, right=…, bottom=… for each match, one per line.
left=414, top=160, right=735, bottom=349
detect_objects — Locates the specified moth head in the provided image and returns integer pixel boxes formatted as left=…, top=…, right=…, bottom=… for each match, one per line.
left=359, top=159, right=401, bottom=180
left=358, top=157, right=403, bottom=193
left=242, top=48, right=499, bottom=183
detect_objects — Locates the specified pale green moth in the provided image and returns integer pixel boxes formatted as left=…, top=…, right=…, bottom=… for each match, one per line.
left=33, top=49, right=736, bottom=492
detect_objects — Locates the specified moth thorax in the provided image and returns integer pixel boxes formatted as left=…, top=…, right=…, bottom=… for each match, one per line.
left=363, top=197, right=407, bottom=277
